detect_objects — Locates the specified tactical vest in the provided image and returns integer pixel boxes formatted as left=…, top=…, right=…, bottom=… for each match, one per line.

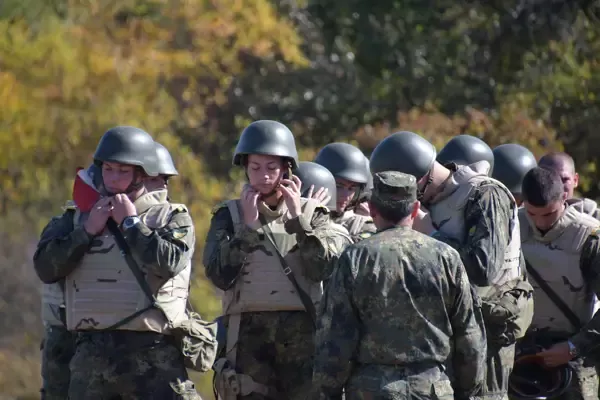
left=41, top=283, right=65, bottom=326
left=336, top=210, right=373, bottom=236
left=429, top=162, right=522, bottom=291
left=223, top=198, right=325, bottom=314
left=520, top=206, right=600, bottom=333
left=65, top=189, right=192, bottom=333
left=567, top=197, right=600, bottom=221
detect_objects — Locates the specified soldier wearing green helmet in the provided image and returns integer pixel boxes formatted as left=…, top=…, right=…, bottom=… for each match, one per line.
left=314, top=143, right=377, bottom=242
left=491, top=144, right=537, bottom=207
left=204, top=120, right=346, bottom=399
left=145, top=141, right=180, bottom=192
left=437, top=134, right=495, bottom=175
left=370, top=131, right=534, bottom=400
left=33, top=126, right=201, bottom=399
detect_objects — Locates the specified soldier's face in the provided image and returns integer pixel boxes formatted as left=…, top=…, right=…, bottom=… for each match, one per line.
left=524, top=200, right=565, bottom=232
left=102, top=162, right=137, bottom=194
left=335, top=178, right=359, bottom=213
left=246, top=154, right=285, bottom=195
left=145, top=176, right=167, bottom=191
left=556, top=167, right=578, bottom=199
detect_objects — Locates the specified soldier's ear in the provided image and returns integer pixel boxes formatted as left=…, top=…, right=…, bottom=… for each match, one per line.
left=410, top=201, right=421, bottom=219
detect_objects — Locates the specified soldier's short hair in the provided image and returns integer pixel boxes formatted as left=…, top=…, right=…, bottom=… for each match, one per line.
left=522, top=167, right=564, bottom=207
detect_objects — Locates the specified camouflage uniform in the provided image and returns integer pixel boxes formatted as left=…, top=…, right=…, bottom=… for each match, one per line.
left=334, top=210, right=377, bottom=242
left=311, top=172, right=486, bottom=400
left=518, top=206, right=600, bottom=400
left=204, top=199, right=348, bottom=399
left=427, top=164, right=522, bottom=400
left=33, top=190, right=198, bottom=400
left=40, top=324, right=76, bottom=400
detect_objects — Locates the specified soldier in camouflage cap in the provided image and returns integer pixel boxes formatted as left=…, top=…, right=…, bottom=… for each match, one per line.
left=312, top=170, right=486, bottom=399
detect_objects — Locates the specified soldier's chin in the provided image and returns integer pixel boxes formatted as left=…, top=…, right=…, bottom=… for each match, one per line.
left=254, top=184, right=277, bottom=195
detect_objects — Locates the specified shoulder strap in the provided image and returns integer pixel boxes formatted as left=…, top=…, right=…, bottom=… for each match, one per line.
left=524, top=259, right=583, bottom=330
left=104, top=219, right=158, bottom=330
left=226, top=200, right=241, bottom=233
left=258, top=215, right=317, bottom=329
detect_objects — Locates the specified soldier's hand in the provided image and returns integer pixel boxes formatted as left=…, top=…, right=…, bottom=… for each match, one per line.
left=280, top=175, right=303, bottom=219
left=84, top=197, right=113, bottom=236
left=537, top=341, right=574, bottom=367
left=111, top=193, right=138, bottom=225
left=241, top=184, right=259, bottom=226
left=355, top=201, right=370, bottom=216
left=307, top=185, right=331, bottom=207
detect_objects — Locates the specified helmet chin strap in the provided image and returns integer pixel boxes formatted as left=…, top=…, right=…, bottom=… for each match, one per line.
left=417, top=171, right=434, bottom=205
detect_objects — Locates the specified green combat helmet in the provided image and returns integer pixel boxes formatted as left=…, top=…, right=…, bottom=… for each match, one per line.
left=93, top=126, right=159, bottom=176
left=369, top=131, right=436, bottom=181
left=294, top=161, right=337, bottom=210
left=436, top=135, right=494, bottom=173
left=155, top=142, right=179, bottom=177
left=314, top=142, right=370, bottom=185
left=492, top=144, right=537, bottom=195
left=233, top=120, right=299, bottom=170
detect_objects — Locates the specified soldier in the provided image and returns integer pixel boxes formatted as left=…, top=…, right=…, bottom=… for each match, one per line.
left=514, top=166, right=600, bottom=400
left=353, top=155, right=373, bottom=217
left=33, top=126, right=198, bottom=399
left=314, top=143, right=377, bottom=241
left=295, top=161, right=355, bottom=288
left=492, top=144, right=537, bottom=207
left=39, top=162, right=104, bottom=400
left=311, top=171, right=486, bottom=399
left=370, top=131, right=534, bottom=400
left=145, top=141, right=179, bottom=192
left=538, top=152, right=600, bottom=220
left=204, top=120, right=344, bottom=399
left=437, top=134, right=495, bottom=174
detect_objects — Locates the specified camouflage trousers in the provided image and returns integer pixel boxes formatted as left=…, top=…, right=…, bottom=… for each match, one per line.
left=341, top=364, right=454, bottom=400
left=68, top=330, right=201, bottom=400
left=41, top=324, right=76, bottom=400
left=221, top=311, right=314, bottom=400
left=479, top=344, right=515, bottom=400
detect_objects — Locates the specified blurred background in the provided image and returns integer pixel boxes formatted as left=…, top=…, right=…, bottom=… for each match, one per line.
left=0, top=0, right=598, bottom=398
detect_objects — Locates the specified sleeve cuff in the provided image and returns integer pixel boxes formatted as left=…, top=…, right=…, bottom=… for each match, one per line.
left=569, top=332, right=589, bottom=355
left=73, top=226, right=94, bottom=245
left=284, top=214, right=313, bottom=235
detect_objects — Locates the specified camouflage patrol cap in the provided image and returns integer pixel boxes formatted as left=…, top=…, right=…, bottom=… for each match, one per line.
left=371, top=171, right=417, bottom=208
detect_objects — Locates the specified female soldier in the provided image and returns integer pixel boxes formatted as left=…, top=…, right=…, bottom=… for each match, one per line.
left=204, top=120, right=342, bottom=400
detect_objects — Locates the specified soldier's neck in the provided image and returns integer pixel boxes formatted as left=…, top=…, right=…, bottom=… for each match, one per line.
left=422, top=164, right=452, bottom=204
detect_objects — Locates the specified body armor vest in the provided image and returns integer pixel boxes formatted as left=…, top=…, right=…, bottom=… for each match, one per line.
left=65, top=189, right=191, bottom=332
left=223, top=198, right=324, bottom=314
left=520, top=206, right=600, bottom=333
left=428, top=162, right=522, bottom=291
left=567, top=197, right=600, bottom=221
left=335, top=210, right=373, bottom=236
